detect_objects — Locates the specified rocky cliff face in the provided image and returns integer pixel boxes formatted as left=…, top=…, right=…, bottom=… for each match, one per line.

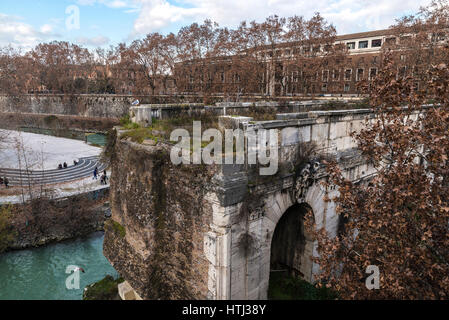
left=4, top=190, right=109, bottom=251
left=103, top=138, right=215, bottom=300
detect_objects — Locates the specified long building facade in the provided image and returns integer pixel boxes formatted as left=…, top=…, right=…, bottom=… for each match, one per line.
left=175, top=28, right=414, bottom=97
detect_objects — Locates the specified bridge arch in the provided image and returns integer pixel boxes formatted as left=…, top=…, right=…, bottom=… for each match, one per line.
left=218, top=180, right=340, bottom=300
left=256, top=182, right=332, bottom=299
left=270, top=202, right=315, bottom=281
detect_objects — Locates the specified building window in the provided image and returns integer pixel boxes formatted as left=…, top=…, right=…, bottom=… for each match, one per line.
left=321, top=83, right=328, bottom=92
left=347, top=42, right=356, bottom=50
left=369, top=68, right=377, bottom=80
left=220, top=72, right=225, bottom=83
left=400, top=36, right=412, bottom=43
left=332, top=69, right=340, bottom=81
left=358, top=41, right=369, bottom=49
left=372, top=39, right=382, bottom=47
left=385, top=37, right=396, bottom=46
left=356, top=68, right=364, bottom=81
left=344, top=69, right=352, bottom=81
left=344, top=83, right=350, bottom=92
left=292, top=71, right=299, bottom=82
left=322, top=70, right=329, bottom=82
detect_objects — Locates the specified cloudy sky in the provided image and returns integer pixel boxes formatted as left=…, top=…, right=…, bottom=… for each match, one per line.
left=0, top=0, right=432, bottom=50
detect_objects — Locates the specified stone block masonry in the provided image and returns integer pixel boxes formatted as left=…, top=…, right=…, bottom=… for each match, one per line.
left=0, top=94, right=136, bottom=118
left=104, top=108, right=378, bottom=300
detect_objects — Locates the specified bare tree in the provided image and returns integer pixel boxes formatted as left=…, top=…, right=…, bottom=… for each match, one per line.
left=129, top=33, right=167, bottom=95
left=311, top=1, right=449, bottom=299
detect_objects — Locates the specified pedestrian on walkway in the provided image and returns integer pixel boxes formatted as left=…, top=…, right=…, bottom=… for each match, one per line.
left=4, top=177, right=9, bottom=188
left=93, top=167, right=98, bottom=180
left=64, top=162, right=68, bottom=169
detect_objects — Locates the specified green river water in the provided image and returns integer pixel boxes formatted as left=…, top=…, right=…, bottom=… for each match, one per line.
left=0, top=232, right=118, bottom=300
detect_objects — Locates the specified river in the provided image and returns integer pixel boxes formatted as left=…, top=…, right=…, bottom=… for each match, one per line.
left=0, top=232, right=118, bottom=300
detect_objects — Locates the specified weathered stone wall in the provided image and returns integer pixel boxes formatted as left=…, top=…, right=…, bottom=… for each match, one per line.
left=104, top=108, right=378, bottom=300
left=0, top=95, right=134, bottom=118
left=0, top=112, right=119, bottom=133
left=0, top=94, right=209, bottom=119
left=103, top=139, right=216, bottom=300
left=128, top=100, right=366, bottom=127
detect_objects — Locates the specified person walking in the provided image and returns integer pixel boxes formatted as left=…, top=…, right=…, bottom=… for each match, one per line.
left=103, top=170, right=108, bottom=184
left=4, top=177, right=9, bottom=188
left=93, top=167, right=98, bottom=180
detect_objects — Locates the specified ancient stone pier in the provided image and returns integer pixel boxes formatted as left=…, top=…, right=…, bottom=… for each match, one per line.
left=104, top=108, right=376, bottom=300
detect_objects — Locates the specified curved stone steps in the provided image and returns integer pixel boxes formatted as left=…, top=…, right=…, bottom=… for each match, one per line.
left=0, top=156, right=107, bottom=186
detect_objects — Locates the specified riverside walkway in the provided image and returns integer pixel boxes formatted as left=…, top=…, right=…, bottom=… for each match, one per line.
left=0, top=156, right=107, bottom=187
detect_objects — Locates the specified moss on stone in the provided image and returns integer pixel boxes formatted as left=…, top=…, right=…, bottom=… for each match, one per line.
left=119, top=114, right=140, bottom=130
left=107, top=219, right=126, bottom=238
left=120, top=127, right=155, bottom=143
left=268, top=271, right=337, bottom=300
left=83, top=275, right=124, bottom=300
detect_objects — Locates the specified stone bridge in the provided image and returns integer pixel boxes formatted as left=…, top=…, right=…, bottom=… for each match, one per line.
left=104, top=108, right=377, bottom=300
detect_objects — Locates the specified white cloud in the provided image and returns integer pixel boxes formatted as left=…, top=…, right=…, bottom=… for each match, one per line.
left=77, top=0, right=135, bottom=9
left=40, top=24, right=54, bottom=34
left=0, top=14, right=59, bottom=50
left=129, top=0, right=432, bottom=37
left=2, top=0, right=431, bottom=50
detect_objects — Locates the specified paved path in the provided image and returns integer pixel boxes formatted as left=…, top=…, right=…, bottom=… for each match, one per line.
left=0, top=156, right=107, bottom=186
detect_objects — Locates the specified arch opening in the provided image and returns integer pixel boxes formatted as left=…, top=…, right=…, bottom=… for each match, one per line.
left=268, top=202, right=315, bottom=299
left=270, top=203, right=314, bottom=278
